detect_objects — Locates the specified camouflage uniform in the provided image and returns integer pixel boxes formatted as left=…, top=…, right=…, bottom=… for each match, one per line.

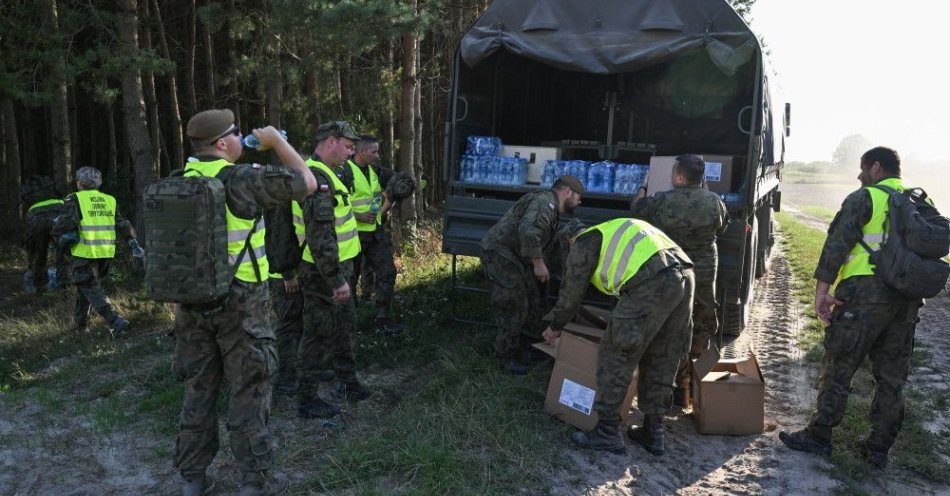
left=631, top=185, right=727, bottom=390
left=53, top=193, right=135, bottom=328
left=173, top=158, right=309, bottom=481
left=480, top=189, right=560, bottom=358
left=804, top=178, right=921, bottom=453
left=550, top=229, right=695, bottom=420
left=296, top=159, right=358, bottom=404
left=337, top=162, right=398, bottom=319
left=24, top=199, right=70, bottom=291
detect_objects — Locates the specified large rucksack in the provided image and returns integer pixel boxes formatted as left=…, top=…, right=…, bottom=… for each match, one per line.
left=142, top=169, right=258, bottom=304
left=859, top=185, right=950, bottom=299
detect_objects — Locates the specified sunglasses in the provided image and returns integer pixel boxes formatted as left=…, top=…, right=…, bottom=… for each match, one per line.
left=208, top=125, right=241, bottom=145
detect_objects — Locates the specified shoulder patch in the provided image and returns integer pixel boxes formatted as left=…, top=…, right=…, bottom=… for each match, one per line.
left=251, top=163, right=262, bottom=169
left=548, top=202, right=555, bottom=210
left=319, top=184, right=330, bottom=192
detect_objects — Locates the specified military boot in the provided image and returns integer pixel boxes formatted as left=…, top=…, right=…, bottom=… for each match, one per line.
left=778, top=429, right=832, bottom=456
left=337, top=379, right=373, bottom=401
left=297, top=397, right=341, bottom=419
left=181, top=473, right=215, bottom=496
left=238, top=470, right=289, bottom=496
left=861, top=443, right=888, bottom=469
left=571, top=419, right=626, bottom=454
left=627, top=414, right=665, bottom=456
left=110, top=317, right=130, bottom=339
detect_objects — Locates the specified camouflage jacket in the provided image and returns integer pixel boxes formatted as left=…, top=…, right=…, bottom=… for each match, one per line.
left=300, top=155, right=346, bottom=289
left=550, top=230, right=692, bottom=330
left=480, top=189, right=560, bottom=262
left=630, top=185, right=727, bottom=269
left=816, top=177, right=907, bottom=303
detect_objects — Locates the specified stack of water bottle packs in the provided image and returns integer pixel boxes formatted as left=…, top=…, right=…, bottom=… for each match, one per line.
left=540, top=160, right=649, bottom=194
left=458, top=136, right=528, bottom=185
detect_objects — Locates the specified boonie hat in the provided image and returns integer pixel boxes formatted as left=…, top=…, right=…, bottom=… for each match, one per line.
left=556, top=175, right=585, bottom=195
left=186, top=109, right=235, bottom=141
left=315, top=121, right=360, bottom=142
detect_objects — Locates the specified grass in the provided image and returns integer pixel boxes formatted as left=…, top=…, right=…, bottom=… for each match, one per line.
left=775, top=212, right=950, bottom=487
left=801, top=205, right=837, bottom=222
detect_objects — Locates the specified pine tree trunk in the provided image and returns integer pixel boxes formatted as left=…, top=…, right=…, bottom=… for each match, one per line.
left=106, top=100, right=118, bottom=184
left=118, top=0, right=157, bottom=235
left=151, top=0, right=184, bottom=170
left=306, top=70, right=323, bottom=133
left=226, top=0, right=241, bottom=126
left=397, top=14, right=419, bottom=226
left=186, top=0, right=198, bottom=115
left=2, top=96, right=22, bottom=221
left=202, top=0, right=216, bottom=105
left=43, top=0, right=72, bottom=194
left=385, top=40, right=395, bottom=169
left=140, top=0, right=163, bottom=177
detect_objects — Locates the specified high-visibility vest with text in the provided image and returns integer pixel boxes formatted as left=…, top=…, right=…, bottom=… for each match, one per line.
left=71, top=190, right=117, bottom=259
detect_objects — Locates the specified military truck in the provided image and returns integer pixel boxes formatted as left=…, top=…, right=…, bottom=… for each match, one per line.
left=441, top=0, right=790, bottom=335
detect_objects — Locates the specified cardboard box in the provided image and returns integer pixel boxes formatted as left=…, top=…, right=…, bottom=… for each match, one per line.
left=690, top=345, right=765, bottom=435
left=647, top=155, right=677, bottom=193
left=502, top=145, right=561, bottom=184
left=647, top=154, right=738, bottom=194
left=699, top=154, right=737, bottom=194
left=534, top=306, right=638, bottom=431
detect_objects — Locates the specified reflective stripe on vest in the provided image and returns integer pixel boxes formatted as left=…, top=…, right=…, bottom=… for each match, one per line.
left=290, top=200, right=306, bottom=246
left=837, top=177, right=904, bottom=282
left=303, top=158, right=361, bottom=262
left=28, top=198, right=64, bottom=211
left=184, top=159, right=269, bottom=283
left=71, top=190, right=117, bottom=259
left=586, top=218, right=678, bottom=296
left=348, top=159, right=382, bottom=232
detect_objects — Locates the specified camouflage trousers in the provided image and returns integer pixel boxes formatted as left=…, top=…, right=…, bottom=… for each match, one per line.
left=675, top=265, right=718, bottom=389
left=297, top=260, right=358, bottom=403
left=595, top=265, right=694, bottom=421
left=25, top=208, right=70, bottom=290
left=352, top=228, right=397, bottom=319
left=806, top=301, right=919, bottom=452
left=269, top=278, right=304, bottom=390
left=72, top=257, right=120, bottom=327
left=481, top=249, right=544, bottom=358
left=173, top=280, right=277, bottom=479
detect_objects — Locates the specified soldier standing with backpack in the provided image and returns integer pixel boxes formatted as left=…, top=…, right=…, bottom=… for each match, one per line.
left=53, top=167, right=137, bottom=337
left=174, top=109, right=316, bottom=496
left=20, top=175, right=70, bottom=294
left=780, top=146, right=932, bottom=470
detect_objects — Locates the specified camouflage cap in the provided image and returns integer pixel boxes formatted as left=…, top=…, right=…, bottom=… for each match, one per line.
left=75, top=166, right=102, bottom=189
left=186, top=109, right=235, bottom=140
left=315, top=121, right=360, bottom=142
left=555, top=175, right=585, bottom=195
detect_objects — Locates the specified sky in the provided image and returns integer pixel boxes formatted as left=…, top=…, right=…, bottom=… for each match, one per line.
left=749, top=0, right=950, bottom=163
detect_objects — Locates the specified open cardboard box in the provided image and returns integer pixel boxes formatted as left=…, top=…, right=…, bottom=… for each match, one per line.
left=535, top=305, right=637, bottom=431
left=689, top=344, right=765, bottom=435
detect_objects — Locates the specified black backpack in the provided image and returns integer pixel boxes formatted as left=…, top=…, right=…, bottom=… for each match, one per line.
left=859, top=185, right=950, bottom=299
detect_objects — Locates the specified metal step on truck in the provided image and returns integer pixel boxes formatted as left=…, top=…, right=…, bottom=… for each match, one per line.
left=441, top=0, right=790, bottom=336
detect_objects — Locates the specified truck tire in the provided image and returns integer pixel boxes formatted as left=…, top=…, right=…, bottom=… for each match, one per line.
left=755, top=205, right=773, bottom=278
left=721, top=215, right=758, bottom=336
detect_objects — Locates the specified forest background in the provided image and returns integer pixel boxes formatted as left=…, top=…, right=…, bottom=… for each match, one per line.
left=0, top=0, right=755, bottom=237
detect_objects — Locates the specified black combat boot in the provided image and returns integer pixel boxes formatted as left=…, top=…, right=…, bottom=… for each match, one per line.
left=861, top=443, right=888, bottom=469
left=571, top=419, right=626, bottom=454
left=778, top=429, right=832, bottom=456
left=239, top=470, right=289, bottom=496
left=627, top=414, right=665, bottom=456
left=297, top=397, right=341, bottom=419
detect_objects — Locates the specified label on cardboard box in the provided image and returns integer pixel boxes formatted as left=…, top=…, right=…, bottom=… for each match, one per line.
left=559, top=378, right=595, bottom=415
left=705, top=161, right=723, bottom=182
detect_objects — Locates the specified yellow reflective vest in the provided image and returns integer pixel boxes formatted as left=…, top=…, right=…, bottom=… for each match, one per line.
left=585, top=218, right=679, bottom=296
left=28, top=198, right=64, bottom=211
left=347, top=159, right=382, bottom=232
left=837, top=177, right=904, bottom=282
left=303, top=158, right=360, bottom=262
left=184, top=159, right=269, bottom=283
left=71, top=190, right=117, bottom=259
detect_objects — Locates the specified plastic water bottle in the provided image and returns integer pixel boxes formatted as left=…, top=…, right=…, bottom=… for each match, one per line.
left=243, top=129, right=288, bottom=149
left=588, top=163, right=602, bottom=192
left=369, top=195, right=383, bottom=214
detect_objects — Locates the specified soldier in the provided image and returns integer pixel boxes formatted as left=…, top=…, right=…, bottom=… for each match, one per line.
left=295, top=121, right=371, bottom=421
left=263, top=203, right=305, bottom=397
left=631, top=154, right=727, bottom=407
left=174, top=109, right=317, bottom=496
left=20, top=175, right=69, bottom=294
left=780, top=146, right=925, bottom=470
left=339, top=135, right=405, bottom=334
left=542, top=218, right=694, bottom=455
left=480, top=175, right=583, bottom=374
left=52, top=167, right=138, bottom=337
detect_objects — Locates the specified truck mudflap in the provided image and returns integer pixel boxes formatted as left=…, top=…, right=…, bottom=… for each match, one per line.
left=442, top=195, right=515, bottom=257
